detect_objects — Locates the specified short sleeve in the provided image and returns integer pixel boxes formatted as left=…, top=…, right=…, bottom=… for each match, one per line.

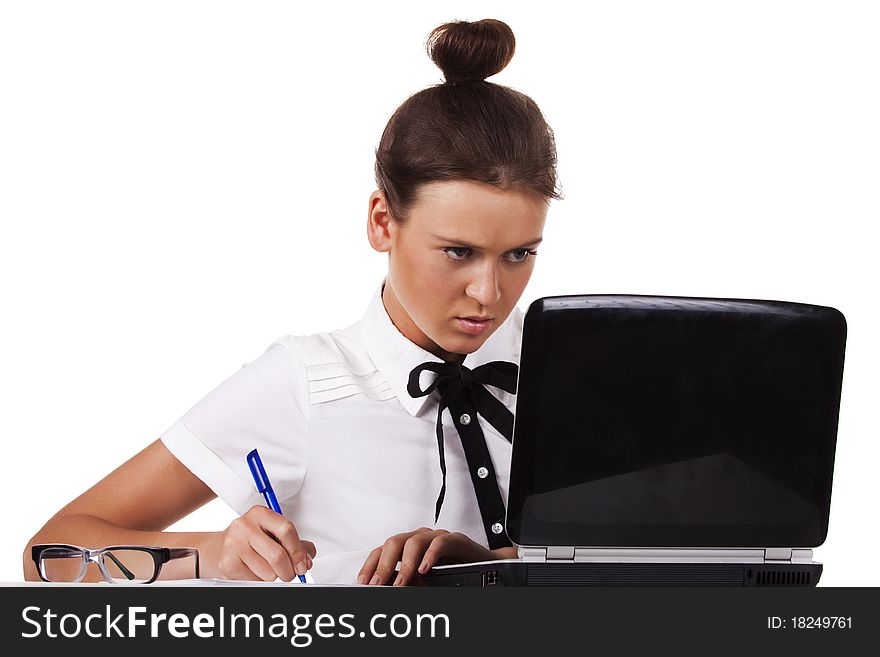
left=160, top=337, right=310, bottom=515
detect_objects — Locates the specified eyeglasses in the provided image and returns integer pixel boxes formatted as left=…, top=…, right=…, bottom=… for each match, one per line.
left=32, top=544, right=199, bottom=584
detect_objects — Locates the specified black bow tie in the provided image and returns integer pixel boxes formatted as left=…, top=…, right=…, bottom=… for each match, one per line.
left=407, top=359, right=518, bottom=548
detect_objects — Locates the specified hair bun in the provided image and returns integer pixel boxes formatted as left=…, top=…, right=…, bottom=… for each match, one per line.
left=426, top=19, right=516, bottom=84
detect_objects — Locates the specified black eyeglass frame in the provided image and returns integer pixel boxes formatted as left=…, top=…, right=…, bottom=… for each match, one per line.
left=31, top=544, right=200, bottom=584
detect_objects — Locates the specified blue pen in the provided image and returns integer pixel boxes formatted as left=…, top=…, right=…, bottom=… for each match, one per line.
left=246, top=448, right=307, bottom=583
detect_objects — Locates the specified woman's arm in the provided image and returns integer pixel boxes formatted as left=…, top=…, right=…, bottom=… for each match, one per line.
left=23, top=439, right=216, bottom=581
left=22, top=439, right=316, bottom=582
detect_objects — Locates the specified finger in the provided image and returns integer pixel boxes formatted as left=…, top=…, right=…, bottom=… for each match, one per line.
left=356, top=547, right=383, bottom=586
left=371, top=530, right=426, bottom=586
left=416, top=534, right=452, bottom=575
left=215, top=551, right=262, bottom=581
left=236, top=549, right=277, bottom=582
left=394, top=532, right=444, bottom=586
left=369, top=536, right=407, bottom=586
left=250, top=507, right=313, bottom=577
left=248, top=531, right=296, bottom=582
left=418, top=532, right=492, bottom=575
left=300, top=540, right=318, bottom=560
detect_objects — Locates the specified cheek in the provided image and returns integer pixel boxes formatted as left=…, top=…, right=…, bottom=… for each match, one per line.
left=394, top=251, right=456, bottom=316
left=423, top=265, right=462, bottom=305
left=399, top=251, right=444, bottom=288
left=499, top=260, right=533, bottom=286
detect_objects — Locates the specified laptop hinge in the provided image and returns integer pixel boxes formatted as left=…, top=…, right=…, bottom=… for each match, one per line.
left=764, top=548, right=793, bottom=562
left=546, top=546, right=575, bottom=561
left=519, top=547, right=576, bottom=562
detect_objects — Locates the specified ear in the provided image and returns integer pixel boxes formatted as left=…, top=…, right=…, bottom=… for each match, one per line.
left=367, top=190, right=397, bottom=253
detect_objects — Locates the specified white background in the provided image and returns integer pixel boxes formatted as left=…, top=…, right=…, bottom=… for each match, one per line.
left=1, top=1, right=877, bottom=585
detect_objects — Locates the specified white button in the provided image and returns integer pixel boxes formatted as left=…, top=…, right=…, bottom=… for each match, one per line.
left=459, top=413, right=471, bottom=425
left=477, top=467, right=489, bottom=479
left=491, top=522, right=504, bottom=534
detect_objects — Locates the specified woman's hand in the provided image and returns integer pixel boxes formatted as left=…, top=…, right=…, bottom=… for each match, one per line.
left=356, top=527, right=517, bottom=586
left=200, top=506, right=317, bottom=581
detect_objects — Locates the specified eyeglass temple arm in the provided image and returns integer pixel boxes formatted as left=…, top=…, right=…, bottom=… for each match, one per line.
left=167, top=548, right=200, bottom=578
left=104, top=551, right=137, bottom=581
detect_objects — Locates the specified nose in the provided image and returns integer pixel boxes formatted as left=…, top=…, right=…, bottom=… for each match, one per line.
left=465, top=261, right=501, bottom=308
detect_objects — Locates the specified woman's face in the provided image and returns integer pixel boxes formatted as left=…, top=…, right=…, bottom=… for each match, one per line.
left=368, top=179, right=548, bottom=363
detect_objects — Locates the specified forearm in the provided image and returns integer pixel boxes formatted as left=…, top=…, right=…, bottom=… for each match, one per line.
left=23, top=514, right=214, bottom=582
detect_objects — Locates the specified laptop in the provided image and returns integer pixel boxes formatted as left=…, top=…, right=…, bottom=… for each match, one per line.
left=424, top=294, right=847, bottom=586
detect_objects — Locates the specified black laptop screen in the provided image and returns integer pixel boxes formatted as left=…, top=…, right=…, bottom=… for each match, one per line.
left=506, top=295, right=846, bottom=548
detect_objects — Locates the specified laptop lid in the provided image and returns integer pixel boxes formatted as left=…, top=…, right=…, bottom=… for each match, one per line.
left=506, top=295, right=846, bottom=550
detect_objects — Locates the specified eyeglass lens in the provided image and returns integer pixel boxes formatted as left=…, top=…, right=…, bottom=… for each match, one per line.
left=100, top=549, right=156, bottom=583
left=41, top=548, right=156, bottom=583
left=40, top=547, right=86, bottom=582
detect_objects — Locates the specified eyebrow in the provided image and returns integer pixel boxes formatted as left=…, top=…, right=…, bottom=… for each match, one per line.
left=430, top=235, right=543, bottom=250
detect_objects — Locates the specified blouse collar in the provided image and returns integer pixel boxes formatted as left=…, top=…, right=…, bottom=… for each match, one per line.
left=355, top=279, right=523, bottom=417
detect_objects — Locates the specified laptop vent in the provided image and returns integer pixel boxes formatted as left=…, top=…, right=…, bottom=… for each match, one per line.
left=753, top=568, right=812, bottom=587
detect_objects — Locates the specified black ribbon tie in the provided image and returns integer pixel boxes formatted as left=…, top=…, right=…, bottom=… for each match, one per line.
left=407, top=359, right=518, bottom=549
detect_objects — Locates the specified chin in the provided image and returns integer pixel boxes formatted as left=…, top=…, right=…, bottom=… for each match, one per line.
left=445, top=333, right=490, bottom=354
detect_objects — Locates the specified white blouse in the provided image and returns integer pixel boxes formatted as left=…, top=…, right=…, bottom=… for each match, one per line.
left=160, top=278, right=524, bottom=583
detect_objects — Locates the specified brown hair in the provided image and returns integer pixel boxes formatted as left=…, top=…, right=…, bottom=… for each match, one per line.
left=374, top=18, right=562, bottom=223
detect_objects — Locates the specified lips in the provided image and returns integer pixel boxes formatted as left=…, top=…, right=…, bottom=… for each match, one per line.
left=456, top=317, right=494, bottom=335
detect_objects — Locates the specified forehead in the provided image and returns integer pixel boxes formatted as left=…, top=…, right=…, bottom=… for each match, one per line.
left=406, top=180, right=547, bottom=246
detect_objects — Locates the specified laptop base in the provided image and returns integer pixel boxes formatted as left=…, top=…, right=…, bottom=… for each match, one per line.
left=423, top=561, right=823, bottom=587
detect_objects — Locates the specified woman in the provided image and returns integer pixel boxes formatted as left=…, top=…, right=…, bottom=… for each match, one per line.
left=23, top=17, right=561, bottom=586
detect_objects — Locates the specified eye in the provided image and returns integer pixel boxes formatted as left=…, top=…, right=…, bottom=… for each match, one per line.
left=441, top=246, right=538, bottom=264
left=442, top=247, right=472, bottom=261
left=506, top=248, right=538, bottom=264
